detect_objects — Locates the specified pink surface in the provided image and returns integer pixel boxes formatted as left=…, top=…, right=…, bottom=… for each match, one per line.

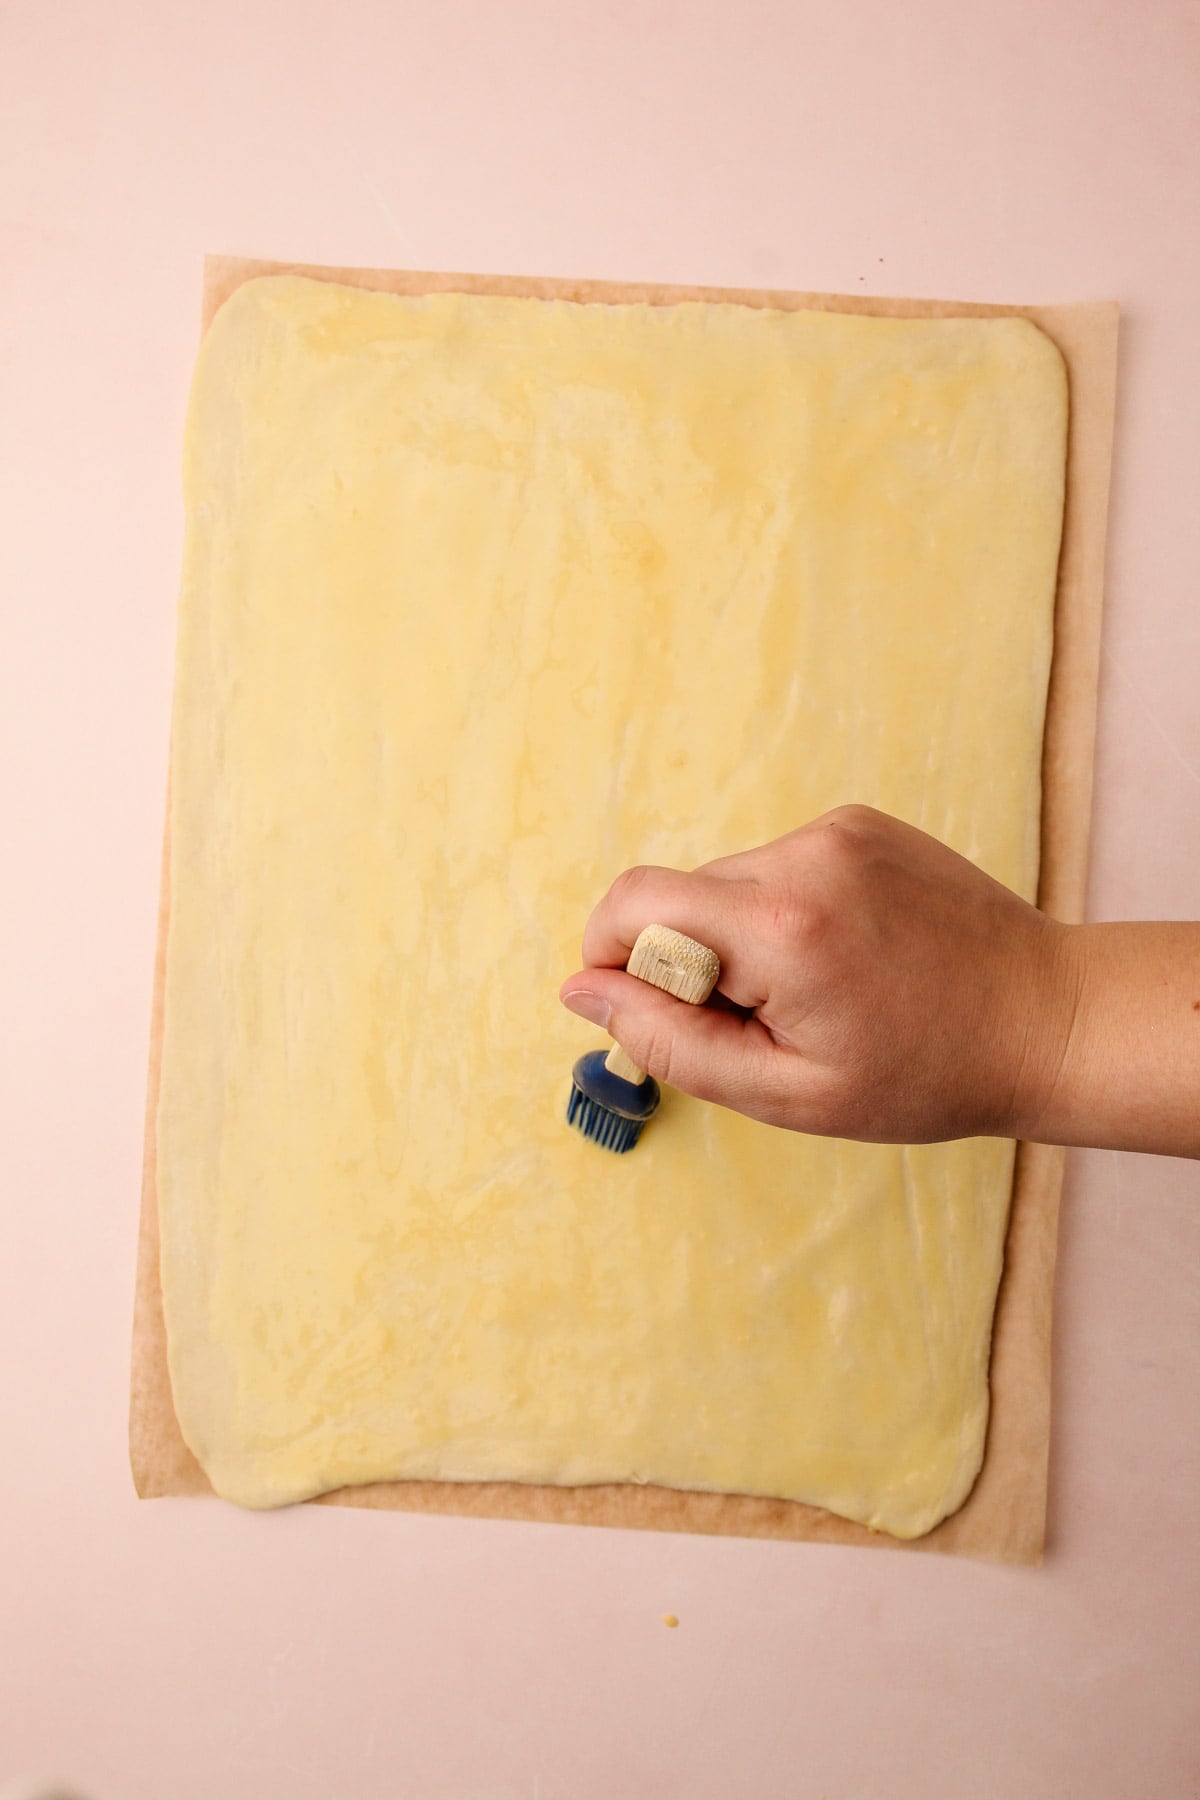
left=2, top=1, right=1197, bottom=1795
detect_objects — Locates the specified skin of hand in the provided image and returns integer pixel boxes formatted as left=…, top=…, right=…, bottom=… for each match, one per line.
left=559, top=805, right=1200, bottom=1157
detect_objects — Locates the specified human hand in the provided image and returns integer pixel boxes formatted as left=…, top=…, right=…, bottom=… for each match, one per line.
left=559, top=805, right=1078, bottom=1145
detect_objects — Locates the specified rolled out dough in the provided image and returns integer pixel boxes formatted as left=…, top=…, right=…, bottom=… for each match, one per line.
left=159, top=274, right=1067, bottom=1537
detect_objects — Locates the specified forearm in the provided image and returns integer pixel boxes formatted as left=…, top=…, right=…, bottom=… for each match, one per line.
left=1019, top=923, right=1200, bottom=1158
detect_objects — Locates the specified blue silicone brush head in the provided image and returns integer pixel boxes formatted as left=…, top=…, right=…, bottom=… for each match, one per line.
left=567, top=1050, right=661, bottom=1153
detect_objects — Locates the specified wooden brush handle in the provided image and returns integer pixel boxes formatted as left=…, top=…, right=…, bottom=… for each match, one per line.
left=604, top=924, right=721, bottom=1085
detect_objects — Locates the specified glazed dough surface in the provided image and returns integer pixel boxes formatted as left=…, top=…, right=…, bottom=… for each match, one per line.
left=159, top=275, right=1067, bottom=1535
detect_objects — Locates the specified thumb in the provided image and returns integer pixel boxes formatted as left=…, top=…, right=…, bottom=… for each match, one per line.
left=559, top=967, right=779, bottom=1115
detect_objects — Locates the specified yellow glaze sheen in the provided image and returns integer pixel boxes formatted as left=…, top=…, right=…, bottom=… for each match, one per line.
left=159, top=275, right=1067, bottom=1534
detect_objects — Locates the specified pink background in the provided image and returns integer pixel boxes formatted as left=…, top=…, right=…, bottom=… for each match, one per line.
left=3, top=1, right=1198, bottom=1794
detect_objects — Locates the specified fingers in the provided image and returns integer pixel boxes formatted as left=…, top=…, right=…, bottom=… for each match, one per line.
left=559, top=966, right=789, bottom=1119
left=580, top=865, right=769, bottom=1009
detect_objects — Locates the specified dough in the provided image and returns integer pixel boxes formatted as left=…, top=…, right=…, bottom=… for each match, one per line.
left=159, top=274, right=1067, bottom=1536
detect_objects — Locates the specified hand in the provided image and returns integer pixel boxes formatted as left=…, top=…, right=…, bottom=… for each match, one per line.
left=560, top=805, right=1200, bottom=1155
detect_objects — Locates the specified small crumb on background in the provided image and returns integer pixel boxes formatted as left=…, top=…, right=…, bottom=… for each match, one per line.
left=662, top=1613, right=679, bottom=1628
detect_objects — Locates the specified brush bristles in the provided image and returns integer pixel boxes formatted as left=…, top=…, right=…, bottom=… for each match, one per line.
left=566, top=1085, right=647, bottom=1153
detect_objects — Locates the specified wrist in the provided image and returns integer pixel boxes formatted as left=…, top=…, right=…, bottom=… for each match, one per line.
left=1005, top=921, right=1200, bottom=1157
left=1001, top=917, right=1088, bottom=1144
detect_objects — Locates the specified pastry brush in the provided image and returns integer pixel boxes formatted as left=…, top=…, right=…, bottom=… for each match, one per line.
left=566, top=923, right=720, bottom=1153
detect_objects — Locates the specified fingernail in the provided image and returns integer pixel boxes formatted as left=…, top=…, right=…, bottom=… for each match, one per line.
left=562, top=989, right=612, bottom=1029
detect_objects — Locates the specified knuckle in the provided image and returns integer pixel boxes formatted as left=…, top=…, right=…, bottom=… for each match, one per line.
left=760, top=884, right=830, bottom=954
left=812, top=805, right=885, bottom=887
left=823, top=802, right=883, bottom=835
left=637, top=1026, right=677, bottom=1088
left=609, top=863, right=656, bottom=906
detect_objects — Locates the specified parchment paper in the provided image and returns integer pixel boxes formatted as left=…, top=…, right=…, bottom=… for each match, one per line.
left=130, top=256, right=1118, bottom=1562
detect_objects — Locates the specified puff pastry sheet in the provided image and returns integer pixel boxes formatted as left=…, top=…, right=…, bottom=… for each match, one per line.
left=152, top=269, right=1076, bottom=1542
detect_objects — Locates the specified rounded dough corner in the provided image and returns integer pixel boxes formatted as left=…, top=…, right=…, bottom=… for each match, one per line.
left=999, top=313, right=1070, bottom=397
